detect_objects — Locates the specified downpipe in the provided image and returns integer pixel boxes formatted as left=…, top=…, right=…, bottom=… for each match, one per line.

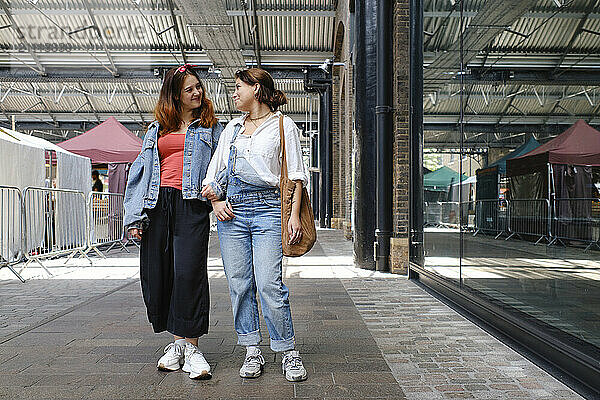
left=375, top=0, right=393, bottom=272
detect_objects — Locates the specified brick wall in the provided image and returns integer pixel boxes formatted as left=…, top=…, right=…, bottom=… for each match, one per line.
left=333, top=0, right=411, bottom=269
left=392, top=0, right=410, bottom=274
left=333, top=4, right=352, bottom=233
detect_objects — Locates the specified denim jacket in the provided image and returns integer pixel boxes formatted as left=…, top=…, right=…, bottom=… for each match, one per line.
left=123, top=119, right=224, bottom=230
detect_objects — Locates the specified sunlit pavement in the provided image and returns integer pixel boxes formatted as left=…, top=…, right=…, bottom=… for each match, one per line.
left=0, top=229, right=582, bottom=399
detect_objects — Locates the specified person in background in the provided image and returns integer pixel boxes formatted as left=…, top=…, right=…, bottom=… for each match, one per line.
left=123, top=64, right=223, bottom=380
left=91, top=170, right=103, bottom=192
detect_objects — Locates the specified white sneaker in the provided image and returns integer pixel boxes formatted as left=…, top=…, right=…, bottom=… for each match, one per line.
left=182, top=342, right=211, bottom=380
left=157, top=342, right=184, bottom=371
left=239, top=347, right=265, bottom=378
left=282, top=350, right=307, bottom=382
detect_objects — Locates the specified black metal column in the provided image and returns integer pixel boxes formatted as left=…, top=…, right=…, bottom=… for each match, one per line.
left=409, top=0, right=424, bottom=272
left=318, top=85, right=333, bottom=228
left=375, top=0, right=393, bottom=272
left=310, top=132, right=320, bottom=219
left=353, top=0, right=377, bottom=269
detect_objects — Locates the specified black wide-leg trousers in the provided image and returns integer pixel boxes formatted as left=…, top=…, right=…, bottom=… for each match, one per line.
left=140, top=187, right=210, bottom=338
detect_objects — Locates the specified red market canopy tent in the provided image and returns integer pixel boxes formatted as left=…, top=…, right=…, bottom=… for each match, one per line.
left=505, top=120, right=600, bottom=243
left=58, top=117, right=143, bottom=193
left=57, top=116, right=142, bottom=164
left=507, top=119, right=600, bottom=177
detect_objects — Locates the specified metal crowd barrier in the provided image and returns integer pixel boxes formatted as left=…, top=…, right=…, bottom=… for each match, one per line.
left=424, top=202, right=443, bottom=227
left=440, top=202, right=460, bottom=227
left=0, top=185, right=25, bottom=282
left=423, top=201, right=465, bottom=228
left=21, top=187, right=90, bottom=275
left=86, top=192, right=128, bottom=257
left=505, top=199, right=551, bottom=244
left=550, top=198, right=600, bottom=251
left=474, top=199, right=508, bottom=239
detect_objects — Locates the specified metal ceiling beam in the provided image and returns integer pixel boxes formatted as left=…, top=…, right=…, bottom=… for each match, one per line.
left=0, top=0, right=46, bottom=75
left=225, top=10, right=335, bottom=17
left=425, top=114, right=600, bottom=124
left=249, top=0, right=262, bottom=67
left=28, top=82, right=56, bottom=125
left=82, top=0, right=119, bottom=76
left=552, top=0, right=599, bottom=76
left=125, top=83, right=146, bottom=126
left=423, top=122, right=594, bottom=133
left=0, top=8, right=176, bottom=16
left=1, top=8, right=337, bottom=18
left=460, top=68, right=600, bottom=86
left=424, top=0, right=532, bottom=87
left=424, top=141, right=526, bottom=149
left=166, top=0, right=188, bottom=64
left=3, top=112, right=312, bottom=127
left=424, top=10, right=600, bottom=19
left=0, top=89, right=311, bottom=99
left=77, top=82, right=101, bottom=123
left=175, top=0, right=246, bottom=114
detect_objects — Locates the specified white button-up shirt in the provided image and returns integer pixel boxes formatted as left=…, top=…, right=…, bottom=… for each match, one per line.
left=203, top=111, right=308, bottom=189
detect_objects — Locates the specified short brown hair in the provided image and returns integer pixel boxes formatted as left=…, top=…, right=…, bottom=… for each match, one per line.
left=154, top=66, right=218, bottom=136
left=235, top=68, right=287, bottom=111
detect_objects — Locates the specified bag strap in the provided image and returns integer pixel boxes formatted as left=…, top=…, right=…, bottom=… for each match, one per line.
left=279, top=115, right=289, bottom=185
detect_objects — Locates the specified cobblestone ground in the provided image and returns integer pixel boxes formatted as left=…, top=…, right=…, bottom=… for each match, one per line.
left=0, top=230, right=584, bottom=399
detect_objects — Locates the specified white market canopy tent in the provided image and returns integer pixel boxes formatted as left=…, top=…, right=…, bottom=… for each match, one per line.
left=0, top=127, right=91, bottom=262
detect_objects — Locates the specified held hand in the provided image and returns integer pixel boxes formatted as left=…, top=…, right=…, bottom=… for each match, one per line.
left=128, top=228, right=142, bottom=240
left=287, top=214, right=303, bottom=245
left=212, top=200, right=234, bottom=221
left=201, top=185, right=218, bottom=201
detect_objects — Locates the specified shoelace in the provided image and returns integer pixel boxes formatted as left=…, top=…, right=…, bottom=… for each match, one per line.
left=283, top=354, right=303, bottom=370
left=187, top=346, right=205, bottom=362
left=244, top=353, right=265, bottom=368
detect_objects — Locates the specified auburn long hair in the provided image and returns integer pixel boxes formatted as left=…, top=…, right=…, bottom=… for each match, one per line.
left=154, top=66, right=218, bottom=136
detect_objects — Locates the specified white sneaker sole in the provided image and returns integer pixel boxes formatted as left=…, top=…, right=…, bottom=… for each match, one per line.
left=189, top=370, right=212, bottom=380
left=182, top=363, right=212, bottom=380
left=283, top=368, right=307, bottom=382
left=157, top=361, right=182, bottom=371
left=240, top=365, right=263, bottom=378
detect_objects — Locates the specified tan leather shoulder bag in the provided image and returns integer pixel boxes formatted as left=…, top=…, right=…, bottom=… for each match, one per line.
left=279, top=116, right=317, bottom=257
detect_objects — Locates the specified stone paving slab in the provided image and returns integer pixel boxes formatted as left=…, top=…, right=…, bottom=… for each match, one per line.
left=342, top=278, right=584, bottom=400
left=0, top=229, right=587, bottom=399
left=0, top=274, right=405, bottom=399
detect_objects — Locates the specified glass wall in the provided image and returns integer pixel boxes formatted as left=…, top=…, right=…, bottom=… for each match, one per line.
left=422, top=0, right=600, bottom=361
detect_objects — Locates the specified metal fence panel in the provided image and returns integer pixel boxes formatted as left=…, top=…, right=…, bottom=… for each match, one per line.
left=551, top=198, right=600, bottom=251
left=22, top=187, right=89, bottom=275
left=474, top=199, right=508, bottom=238
left=0, top=186, right=24, bottom=281
left=87, top=192, right=127, bottom=256
left=506, top=199, right=550, bottom=244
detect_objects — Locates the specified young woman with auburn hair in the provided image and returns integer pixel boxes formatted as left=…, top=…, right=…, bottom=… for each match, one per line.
left=202, top=68, right=308, bottom=382
left=124, top=64, right=223, bottom=380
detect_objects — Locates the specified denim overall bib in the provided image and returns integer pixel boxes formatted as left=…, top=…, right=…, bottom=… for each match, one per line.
left=217, top=124, right=296, bottom=352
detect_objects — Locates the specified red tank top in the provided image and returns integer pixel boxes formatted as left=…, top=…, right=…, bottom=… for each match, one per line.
left=158, top=133, right=185, bottom=190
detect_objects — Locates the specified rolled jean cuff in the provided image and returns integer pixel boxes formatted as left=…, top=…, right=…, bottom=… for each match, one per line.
left=237, top=329, right=262, bottom=346
left=270, top=336, right=295, bottom=352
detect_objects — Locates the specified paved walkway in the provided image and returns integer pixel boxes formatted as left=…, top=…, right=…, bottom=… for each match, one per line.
left=0, top=230, right=583, bottom=399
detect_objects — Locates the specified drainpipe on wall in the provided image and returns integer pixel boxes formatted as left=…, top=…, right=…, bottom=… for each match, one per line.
left=375, top=0, right=393, bottom=272
left=354, top=0, right=377, bottom=270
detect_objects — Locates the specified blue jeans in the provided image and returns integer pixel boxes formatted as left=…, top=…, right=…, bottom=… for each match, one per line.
left=217, top=138, right=295, bottom=352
